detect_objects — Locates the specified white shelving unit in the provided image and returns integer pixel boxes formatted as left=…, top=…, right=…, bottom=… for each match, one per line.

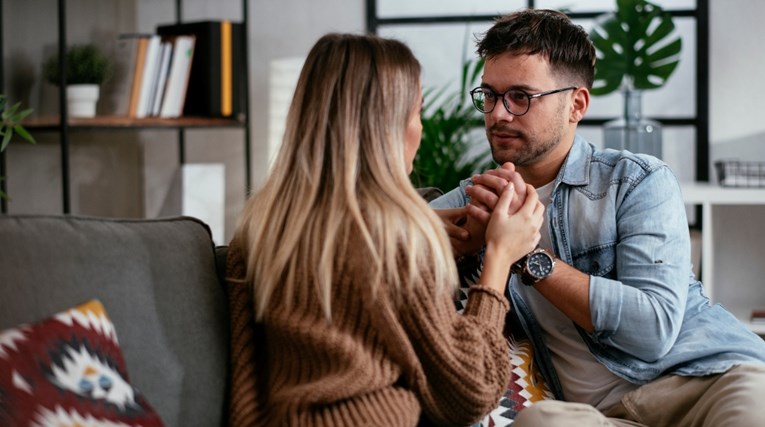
left=681, top=182, right=765, bottom=334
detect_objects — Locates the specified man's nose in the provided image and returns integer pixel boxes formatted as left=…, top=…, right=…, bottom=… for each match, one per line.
left=490, top=101, right=515, bottom=122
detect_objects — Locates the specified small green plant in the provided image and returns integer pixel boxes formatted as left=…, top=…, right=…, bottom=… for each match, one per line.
left=410, top=58, right=494, bottom=191
left=589, top=0, right=682, bottom=95
left=0, top=95, right=36, bottom=200
left=43, top=44, right=112, bottom=86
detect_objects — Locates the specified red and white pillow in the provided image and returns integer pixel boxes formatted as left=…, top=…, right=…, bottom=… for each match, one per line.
left=0, top=300, right=164, bottom=426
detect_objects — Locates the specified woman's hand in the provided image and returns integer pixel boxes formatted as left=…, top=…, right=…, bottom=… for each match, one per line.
left=479, top=184, right=544, bottom=293
left=433, top=207, right=484, bottom=258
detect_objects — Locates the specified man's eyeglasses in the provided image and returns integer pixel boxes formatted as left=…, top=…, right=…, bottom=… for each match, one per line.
left=469, top=86, right=577, bottom=116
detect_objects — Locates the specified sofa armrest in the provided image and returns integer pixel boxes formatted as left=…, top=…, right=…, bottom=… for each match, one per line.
left=0, top=215, right=229, bottom=427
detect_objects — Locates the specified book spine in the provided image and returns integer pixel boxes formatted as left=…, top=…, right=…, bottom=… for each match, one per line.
left=128, top=37, right=149, bottom=118
left=221, top=20, right=233, bottom=117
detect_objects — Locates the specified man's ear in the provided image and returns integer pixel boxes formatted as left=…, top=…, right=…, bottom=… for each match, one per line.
left=570, top=87, right=590, bottom=123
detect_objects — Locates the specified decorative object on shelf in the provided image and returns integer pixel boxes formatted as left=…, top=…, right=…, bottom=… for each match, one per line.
left=602, top=88, right=662, bottom=158
left=714, top=160, right=765, bottom=188
left=43, top=44, right=112, bottom=118
left=589, top=0, right=682, bottom=159
left=0, top=95, right=36, bottom=200
left=410, top=58, right=494, bottom=191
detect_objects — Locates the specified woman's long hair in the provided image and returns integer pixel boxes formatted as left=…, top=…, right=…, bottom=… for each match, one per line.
left=234, top=33, right=458, bottom=320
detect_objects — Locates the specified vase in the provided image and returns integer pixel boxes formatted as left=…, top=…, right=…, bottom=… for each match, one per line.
left=67, top=84, right=99, bottom=118
left=603, top=88, right=663, bottom=159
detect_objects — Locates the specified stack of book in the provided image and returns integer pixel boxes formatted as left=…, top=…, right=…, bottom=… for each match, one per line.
left=113, top=20, right=245, bottom=119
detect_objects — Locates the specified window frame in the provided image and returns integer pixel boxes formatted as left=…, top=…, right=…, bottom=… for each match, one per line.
left=366, top=0, right=710, bottom=183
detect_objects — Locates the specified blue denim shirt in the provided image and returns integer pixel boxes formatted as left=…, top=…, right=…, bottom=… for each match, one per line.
left=431, top=135, right=765, bottom=400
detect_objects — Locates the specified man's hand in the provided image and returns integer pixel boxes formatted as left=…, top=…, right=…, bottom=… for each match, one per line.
left=433, top=207, right=470, bottom=241
left=432, top=207, right=486, bottom=258
left=466, top=162, right=528, bottom=225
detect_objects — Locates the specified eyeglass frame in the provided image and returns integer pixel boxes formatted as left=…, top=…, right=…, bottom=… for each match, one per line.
left=469, top=86, right=577, bottom=116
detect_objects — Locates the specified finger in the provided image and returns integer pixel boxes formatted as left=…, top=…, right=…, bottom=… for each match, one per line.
left=472, top=173, right=510, bottom=194
left=483, top=168, right=515, bottom=183
left=511, top=173, right=527, bottom=198
left=494, top=183, right=515, bottom=216
left=466, top=203, right=491, bottom=225
left=466, top=185, right=500, bottom=210
left=435, top=207, right=466, bottom=224
left=445, top=223, right=470, bottom=241
left=518, top=184, right=539, bottom=214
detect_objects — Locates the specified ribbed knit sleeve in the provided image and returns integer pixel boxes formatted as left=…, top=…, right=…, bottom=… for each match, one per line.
left=398, top=270, right=511, bottom=426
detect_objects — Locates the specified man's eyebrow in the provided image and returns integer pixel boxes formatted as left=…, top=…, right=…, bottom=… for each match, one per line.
left=479, top=83, right=535, bottom=91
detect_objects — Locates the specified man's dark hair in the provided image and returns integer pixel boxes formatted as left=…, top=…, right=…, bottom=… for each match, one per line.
left=476, top=9, right=596, bottom=89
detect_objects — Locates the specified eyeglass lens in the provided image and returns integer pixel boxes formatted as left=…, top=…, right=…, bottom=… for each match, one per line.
left=471, top=89, right=531, bottom=115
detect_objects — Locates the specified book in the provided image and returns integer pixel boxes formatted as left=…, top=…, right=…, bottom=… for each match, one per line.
left=150, top=41, right=173, bottom=116
left=110, top=34, right=144, bottom=116
left=156, top=20, right=245, bottom=118
left=126, top=35, right=151, bottom=118
left=159, top=35, right=195, bottom=118
left=135, top=35, right=161, bottom=118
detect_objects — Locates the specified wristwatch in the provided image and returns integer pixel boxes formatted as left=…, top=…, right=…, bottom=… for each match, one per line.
left=511, top=248, right=556, bottom=286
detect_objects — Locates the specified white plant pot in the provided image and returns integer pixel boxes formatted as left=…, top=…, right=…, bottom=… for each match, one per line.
left=67, top=84, right=100, bottom=118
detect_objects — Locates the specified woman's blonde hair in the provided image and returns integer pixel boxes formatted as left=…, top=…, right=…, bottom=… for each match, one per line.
left=234, top=33, right=457, bottom=320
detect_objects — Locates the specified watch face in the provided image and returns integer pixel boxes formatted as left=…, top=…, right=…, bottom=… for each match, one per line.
left=527, top=252, right=554, bottom=279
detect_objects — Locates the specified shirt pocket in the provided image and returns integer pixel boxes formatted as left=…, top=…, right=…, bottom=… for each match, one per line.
left=572, top=243, right=616, bottom=278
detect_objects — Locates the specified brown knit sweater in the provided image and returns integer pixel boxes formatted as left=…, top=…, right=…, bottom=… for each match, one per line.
left=226, top=236, right=511, bottom=427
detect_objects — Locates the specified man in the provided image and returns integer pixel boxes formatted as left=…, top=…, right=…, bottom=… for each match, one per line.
left=430, top=9, right=765, bottom=426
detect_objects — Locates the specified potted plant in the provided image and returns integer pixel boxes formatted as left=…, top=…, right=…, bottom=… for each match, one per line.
left=410, top=58, right=494, bottom=192
left=589, top=0, right=682, bottom=158
left=43, top=43, right=112, bottom=118
left=0, top=95, right=36, bottom=200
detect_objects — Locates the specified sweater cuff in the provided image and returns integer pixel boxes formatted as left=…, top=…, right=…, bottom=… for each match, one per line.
left=463, top=285, right=510, bottom=325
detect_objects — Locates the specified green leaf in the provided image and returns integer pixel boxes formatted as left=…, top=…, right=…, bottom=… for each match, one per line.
left=0, top=97, right=36, bottom=150
left=1, top=131, right=11, bottom=152
left=13, top=125, right=35, bottom=144
left=589, top=0, right=682, bottom=95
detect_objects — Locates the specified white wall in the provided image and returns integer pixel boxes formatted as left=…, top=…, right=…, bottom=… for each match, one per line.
left=709, top=0, right=765, bottom=173
left=2, top=0, right=764, bottom=244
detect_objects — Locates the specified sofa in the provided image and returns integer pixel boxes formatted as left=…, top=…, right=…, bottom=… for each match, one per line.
left=0, top=210, right=550, bottom=427
left=0, top=215, right=230, bottom=426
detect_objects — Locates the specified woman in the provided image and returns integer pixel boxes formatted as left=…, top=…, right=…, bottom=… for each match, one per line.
left=226, top=33, right=543, bottom=426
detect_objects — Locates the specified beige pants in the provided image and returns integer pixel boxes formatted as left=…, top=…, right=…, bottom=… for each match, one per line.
left=512, top=364, right=765, bottom=427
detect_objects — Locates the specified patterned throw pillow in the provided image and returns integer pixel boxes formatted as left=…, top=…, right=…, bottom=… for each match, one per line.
left=456, top=256, right=554, bottom=426
left=0, top=300, right=164, bottom=426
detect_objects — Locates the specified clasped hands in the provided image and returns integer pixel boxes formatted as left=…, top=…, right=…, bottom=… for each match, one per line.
left=437, top=163, right=544, bottom=262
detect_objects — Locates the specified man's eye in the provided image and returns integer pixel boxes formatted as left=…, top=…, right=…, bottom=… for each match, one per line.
left=508, top=91, right=527, bottom=102
left=483, top=91, right=498, bottom=100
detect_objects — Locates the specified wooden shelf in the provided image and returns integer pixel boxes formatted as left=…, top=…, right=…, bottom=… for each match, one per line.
left=22, top=115, right=245, bottom=130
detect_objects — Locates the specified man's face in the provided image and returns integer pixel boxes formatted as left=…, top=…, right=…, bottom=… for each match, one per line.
left=481, top=52, right=572, bottom=167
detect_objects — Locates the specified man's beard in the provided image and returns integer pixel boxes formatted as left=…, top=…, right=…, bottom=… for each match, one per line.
left=487, top=124, right=562, bottom=167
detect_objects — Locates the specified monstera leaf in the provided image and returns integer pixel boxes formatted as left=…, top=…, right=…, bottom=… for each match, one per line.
left=589, top=0, right=682, bottom=96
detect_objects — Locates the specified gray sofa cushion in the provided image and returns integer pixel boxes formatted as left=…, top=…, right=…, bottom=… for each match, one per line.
left=0, top=215, right=229, bottom=427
